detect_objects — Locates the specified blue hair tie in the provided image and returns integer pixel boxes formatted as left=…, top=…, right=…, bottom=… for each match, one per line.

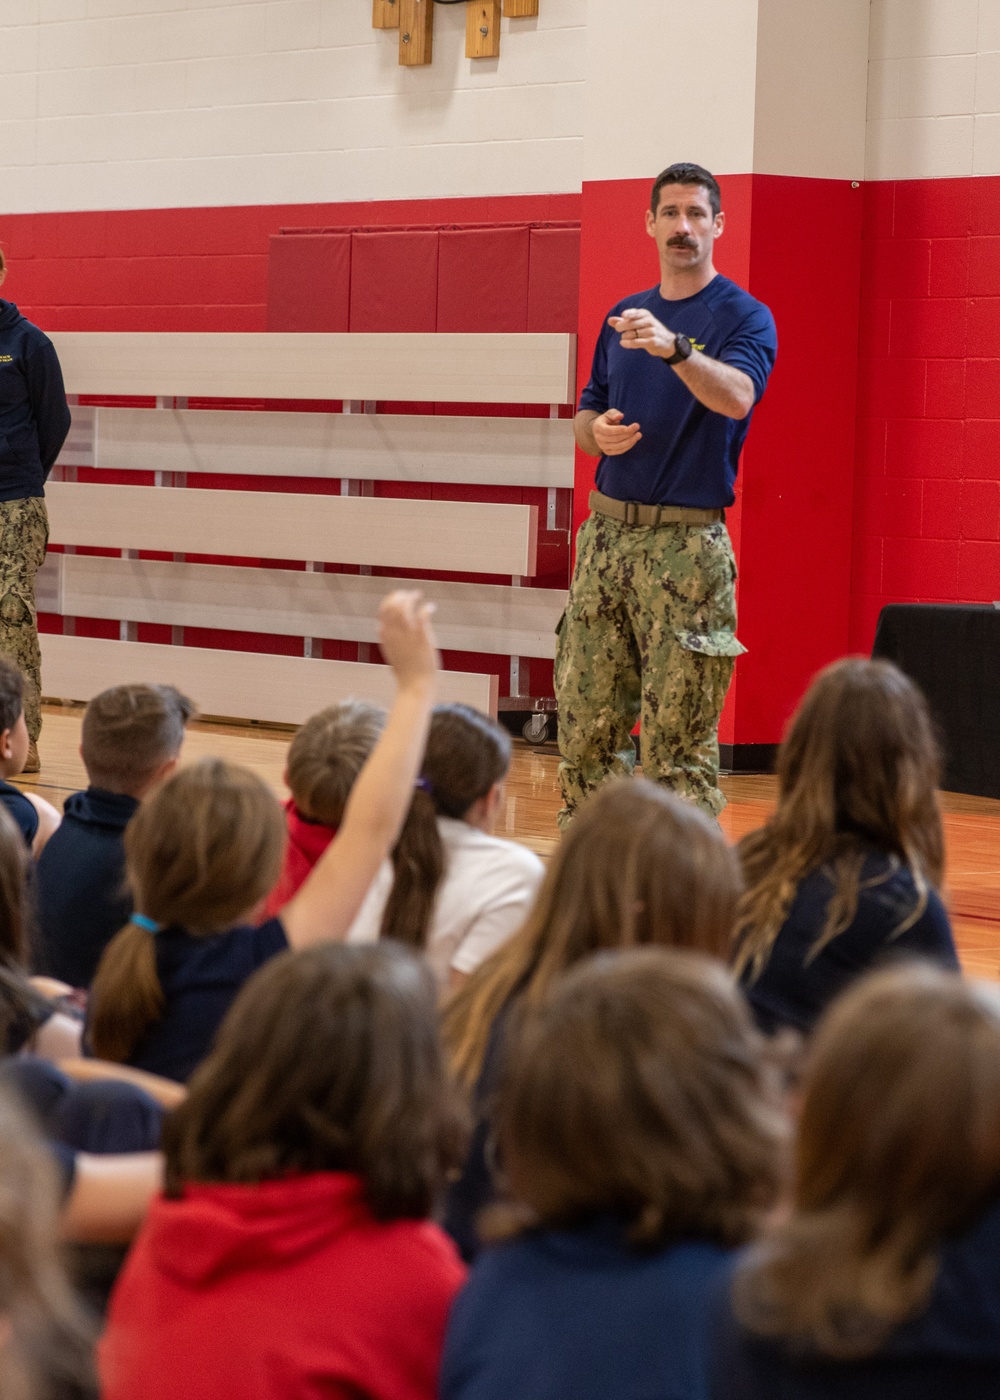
left=131, top=914, right=162, bottom=934
left=415, top=777, right=434, bottom=796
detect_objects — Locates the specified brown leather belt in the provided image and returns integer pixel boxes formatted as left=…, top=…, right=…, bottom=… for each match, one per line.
left=589, top=489, right=723, bottom=527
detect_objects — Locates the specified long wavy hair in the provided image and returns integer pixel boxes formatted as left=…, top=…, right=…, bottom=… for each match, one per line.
left=442, top=779, right=743, bottom=1090
left=733, top=659, right=944, bottom=983
left=734, top=964, right=1000, bottom=1358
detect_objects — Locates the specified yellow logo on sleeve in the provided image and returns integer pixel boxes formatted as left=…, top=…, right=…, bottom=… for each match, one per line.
left=0, top=355, right=12, bottom=363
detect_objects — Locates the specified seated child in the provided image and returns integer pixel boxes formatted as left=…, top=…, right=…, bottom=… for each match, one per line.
left=261, top=699, right=385, bottom=918
left=99, top=942, right=466, bottom=1400
left=0, top=656, right=60, bottom=856
left=86, top=589, right=438, bottom=1083
left=442, top=778, right=744, bottom=1260
left=732, top=659, right=958, bottom=1036
left=715, top=963, right=1000, bottom=1399
left=347, top=704, right=545, bottom=988
left=34, top=682, right=195, bottom=988
left=440, top=947, right=784, bottom=1400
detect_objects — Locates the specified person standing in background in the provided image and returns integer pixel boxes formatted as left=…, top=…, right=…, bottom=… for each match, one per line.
left=0, top=248, right=71, bottom=772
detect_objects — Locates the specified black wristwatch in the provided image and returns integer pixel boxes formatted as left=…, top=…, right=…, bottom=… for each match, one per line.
left=664, top=334, right=693, bottom=366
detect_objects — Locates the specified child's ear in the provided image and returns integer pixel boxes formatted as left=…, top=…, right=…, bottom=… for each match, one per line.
left=0, top=729, right=12, bottom=761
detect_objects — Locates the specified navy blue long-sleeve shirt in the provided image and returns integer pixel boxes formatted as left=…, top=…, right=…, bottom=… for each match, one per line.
left=0, top=300, right=71, bottom=499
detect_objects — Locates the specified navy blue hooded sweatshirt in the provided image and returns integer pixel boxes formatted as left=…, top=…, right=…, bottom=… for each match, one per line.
left=0, top=300, right=70, bottom=500
left=711, top=1198, right=1000, bottom=1399
left=442, top=1216, right=734, bottom=1400
left=33, top=788, right=139, bottom=989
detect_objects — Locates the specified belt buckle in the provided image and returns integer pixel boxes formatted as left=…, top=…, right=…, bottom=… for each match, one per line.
left=624, top=500, right=640, bottom=526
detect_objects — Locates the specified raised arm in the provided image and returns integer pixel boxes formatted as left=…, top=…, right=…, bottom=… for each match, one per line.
left=609, top=309, right=755, bottom=420
left=280, top=590, right=438, bottom=949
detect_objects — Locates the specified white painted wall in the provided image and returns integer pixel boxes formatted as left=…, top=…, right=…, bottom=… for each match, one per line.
left=867, top=0, right=1000, bottom=179
left=0, top=0, right=585, bottom=213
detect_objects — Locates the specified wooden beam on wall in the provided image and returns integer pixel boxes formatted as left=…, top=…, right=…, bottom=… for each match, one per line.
left=399, top=0, right=433, bottom=64
left=503, top=0, right=538, bottom=15
left=467, top=0, right=502, bottom=58
left=372, top=0, right=400, bottom=27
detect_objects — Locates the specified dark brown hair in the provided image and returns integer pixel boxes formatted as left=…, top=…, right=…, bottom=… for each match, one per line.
left=489, top=948, right=785, bottom=1248
left=734, top=963, right=1000, bottom=1358
left=88, top=758, right=286, bottom=1064
left=165, top=942, right=466, bottom=1218
left=82, top=682, right=195, bottom=794
left=443, top=779, right=743, bottom=1089
left=0, top=804, right=29, bottom=970
left=0, top=657, right=24, bottom=735
left=379, top=704, right=512, bottom=949
left=286, top=699, right=385, bottom=826
left=733, top=659, right=944, bottom=984
left=0, top=1088, right=95, bottom=1400
left=651, top=162, right=721, bottom=217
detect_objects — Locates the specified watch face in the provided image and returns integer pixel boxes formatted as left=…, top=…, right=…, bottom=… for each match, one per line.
left=676, top=334, right=692, bottom=357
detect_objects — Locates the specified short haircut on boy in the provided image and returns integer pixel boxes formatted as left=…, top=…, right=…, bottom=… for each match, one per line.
left=81, top=684, right=195, bottom=793
left=286, top=700, right=385, bottom=827
left=0, top=659, right=24, bottom=736
left=491, top=948, right=785, bottom=1250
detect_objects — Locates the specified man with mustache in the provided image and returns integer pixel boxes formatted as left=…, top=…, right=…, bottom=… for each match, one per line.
left=556, top=163, right=777, bottom=824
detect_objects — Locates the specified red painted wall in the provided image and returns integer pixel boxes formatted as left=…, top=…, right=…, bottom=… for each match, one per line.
left=851, top=176, right=1000, bottom=652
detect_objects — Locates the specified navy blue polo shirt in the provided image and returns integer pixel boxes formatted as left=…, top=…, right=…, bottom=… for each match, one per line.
left=87, top=917, right=290, bottom=1084
left=0, top=780, right=37, bottom=848
left=579, top=275, right=777, bottom=508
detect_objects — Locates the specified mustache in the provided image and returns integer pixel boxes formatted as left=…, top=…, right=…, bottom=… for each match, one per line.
left=667, top=236, right=696, bottom=248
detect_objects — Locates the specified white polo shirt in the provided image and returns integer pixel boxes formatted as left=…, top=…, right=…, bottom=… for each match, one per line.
left=345, top=816, right=545, bottom=986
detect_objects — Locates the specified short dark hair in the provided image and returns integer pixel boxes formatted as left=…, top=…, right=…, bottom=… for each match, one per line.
left=0, top=660, right=24, bottom=736
left=164, top=943, right=467, bottom=1219
left=488, top=948, right=785, bottom=1250
left=651, top=163, right=721, bottom=218
left=81, top=683, right=195, bottom=793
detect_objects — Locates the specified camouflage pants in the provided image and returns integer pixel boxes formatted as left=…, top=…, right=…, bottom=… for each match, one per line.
left=0, top=497, right=48, bottom=743
left=555, top=510, right=745, bottom=824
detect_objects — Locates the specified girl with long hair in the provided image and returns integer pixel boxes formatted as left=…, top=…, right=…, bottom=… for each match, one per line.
left=716, top=962, right=1000, bottom=1399
left=442, top=948, right=785, bottom=1400
left=732, top=658, right=957, bottom=1035
left=347, top=704, right=544, bottom=988
left=86, top=591, right=438, bottom=1082
left=99, top=943, right=466, bottom=1400
left=441, top=778, right=743, bottom=1258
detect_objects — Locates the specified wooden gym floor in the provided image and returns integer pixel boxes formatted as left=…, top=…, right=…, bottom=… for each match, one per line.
left=21, top=705, right=1000, bottom=981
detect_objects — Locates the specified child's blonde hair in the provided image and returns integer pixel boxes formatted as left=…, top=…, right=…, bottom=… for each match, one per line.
left=286, top=700, right=385, bottom=826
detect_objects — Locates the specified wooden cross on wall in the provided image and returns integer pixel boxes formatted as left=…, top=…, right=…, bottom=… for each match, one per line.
left=372, top=0, right=539, bottom=67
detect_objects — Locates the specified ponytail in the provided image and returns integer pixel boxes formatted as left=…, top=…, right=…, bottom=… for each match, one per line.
left=378, top=789, right=446, bottom=950
left=378, top=705, right=511, bottom=951
left=88, top=920, right=164, bottom=1063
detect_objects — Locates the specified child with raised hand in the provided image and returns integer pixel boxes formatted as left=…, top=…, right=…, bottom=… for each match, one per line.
left=35, top=682, right=195, bottom=989
left=261, top=699, right=385, bottom=919
left=0, top=655, right=60, bottom=855
left=87, top=590, right=438, bottom=1083
left=715, top=962, right=1000, bottom=1400
left=732, top=658, right=958, bottom=1037
left=442, top=778, right=743, bottom=1260
left=441, top=947, right=785, bottom=1400
left=347, top=703, right=544, bottom=989
left=99, top=941, right=466, bottom=1400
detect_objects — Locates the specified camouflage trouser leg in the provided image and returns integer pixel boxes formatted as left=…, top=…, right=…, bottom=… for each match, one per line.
left=555, top=511, right=744, bottom=826
left=0, top=498, right=49, bottom=743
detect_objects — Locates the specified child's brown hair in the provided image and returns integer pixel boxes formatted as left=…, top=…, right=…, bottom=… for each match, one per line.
left=164, top=942, right=466, bottom=1218
left=0, top=657, right=24, bottom=735
left=443, top=779, right=743, bottom=1089
left=489, top=947, right=786, bottom=1249
left=734, top=963, right=1000, bottom=1358
left=286, top=700, right=385, bottom=826
left=81, top=682, right=195, bottom=794
left=88, top=758, right=286, bottom=1063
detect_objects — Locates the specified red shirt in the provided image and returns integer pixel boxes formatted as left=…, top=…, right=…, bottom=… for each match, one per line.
left=100, top=1172, right=466, bottom=1400
left=262, top=799, right=337, bottom=920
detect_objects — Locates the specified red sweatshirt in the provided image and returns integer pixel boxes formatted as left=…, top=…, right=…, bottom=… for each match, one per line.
left=99, top=1172, right=466, bottom=1400
left=262, top=799, right=337, bottom=920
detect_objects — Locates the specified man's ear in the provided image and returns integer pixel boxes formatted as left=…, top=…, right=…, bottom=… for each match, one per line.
left=645, top=208, right=657, bottom=239
left=713, top=210, right=726, bottom=240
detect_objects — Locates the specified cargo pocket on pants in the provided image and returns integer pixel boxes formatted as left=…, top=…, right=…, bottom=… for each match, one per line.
left=674, top=629, right=747, bottom=658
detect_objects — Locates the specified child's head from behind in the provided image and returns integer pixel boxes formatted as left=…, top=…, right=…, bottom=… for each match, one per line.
left=0, top=659, right=29, bottom=779
left=777, top=657, right=942, bottom=875
left=165, top=942, right=465, bottom=1218
left=88, top=758, right=287, bottom=1062
left=82, top=683, right=195, bottom=797
left=735, top=963, right=1000, bottom=1357
left=0, top=804, right=29, bottom=971
left=286, top=700, right=385, bottom=827
left=492, top=947, right=785, bottom=1249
